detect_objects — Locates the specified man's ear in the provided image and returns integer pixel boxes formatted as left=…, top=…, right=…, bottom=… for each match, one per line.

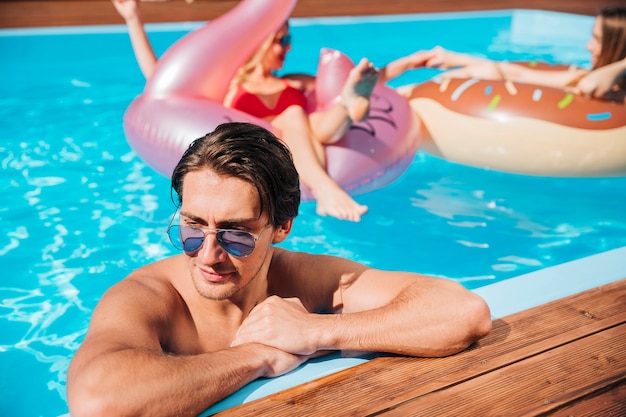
left=272, top=218, right=293, bottom=244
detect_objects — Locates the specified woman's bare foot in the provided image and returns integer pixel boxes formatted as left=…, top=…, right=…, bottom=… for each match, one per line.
left=313, top=182, right=368, bottom=222
left=341, top=58, right=380, bottom=122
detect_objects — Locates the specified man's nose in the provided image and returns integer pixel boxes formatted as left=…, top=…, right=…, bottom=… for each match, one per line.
left=197, top=232, right=228, bottom=263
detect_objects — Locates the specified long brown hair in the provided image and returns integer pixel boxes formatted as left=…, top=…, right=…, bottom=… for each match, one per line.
left=595, top=7, right=626, bottom=69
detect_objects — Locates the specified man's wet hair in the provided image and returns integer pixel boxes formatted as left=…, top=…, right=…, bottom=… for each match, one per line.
left=171, top=122, right=300, bottom=226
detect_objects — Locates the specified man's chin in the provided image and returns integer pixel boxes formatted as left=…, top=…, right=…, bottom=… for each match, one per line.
left=194, top=277, right=240, bottom=301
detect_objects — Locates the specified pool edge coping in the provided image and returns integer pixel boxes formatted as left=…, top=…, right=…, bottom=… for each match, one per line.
left=474, top=245, right=626, bottom=319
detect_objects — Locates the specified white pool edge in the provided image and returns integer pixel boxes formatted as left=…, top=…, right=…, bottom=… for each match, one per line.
left=0, top=8, right=587, bottom=36
left=474, top=246, right=626, bottom=319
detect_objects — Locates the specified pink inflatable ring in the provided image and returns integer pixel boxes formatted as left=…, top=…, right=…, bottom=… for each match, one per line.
left=122, top=0, right=421, bottom=200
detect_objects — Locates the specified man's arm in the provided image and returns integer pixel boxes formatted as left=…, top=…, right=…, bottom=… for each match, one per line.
left=67, top=265, right=305, bottom=417
left=324, top=269, right=492, bottom=356
left=232, top=253, right=492, bottom=358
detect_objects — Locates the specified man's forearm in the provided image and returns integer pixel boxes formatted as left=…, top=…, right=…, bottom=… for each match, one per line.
left=315, top=281, right=492, bottom=357
left=67, top=344, right=269, bottom=417
left=231, top=275, right=492, bottom=360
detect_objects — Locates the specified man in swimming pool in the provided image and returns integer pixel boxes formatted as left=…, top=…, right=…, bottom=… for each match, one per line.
left=66, top=122, right=492, bottom=417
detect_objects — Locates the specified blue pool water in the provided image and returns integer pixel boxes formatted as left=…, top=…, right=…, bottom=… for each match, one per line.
left=1, top=9, right=625, bottom=417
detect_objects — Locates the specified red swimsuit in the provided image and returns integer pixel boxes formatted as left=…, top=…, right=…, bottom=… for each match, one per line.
left=230, top=80, right=307, bottom=119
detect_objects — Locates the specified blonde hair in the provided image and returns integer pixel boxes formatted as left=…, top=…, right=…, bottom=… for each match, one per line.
left=230, top=22, right=289, bottom=86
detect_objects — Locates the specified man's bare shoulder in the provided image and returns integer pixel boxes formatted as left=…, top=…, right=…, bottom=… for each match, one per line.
left=271, top=248, right=367, bottom=276
left=68, top=256, right=191, bottom=390
left=98, top=255, right=186, bottom=322
left=268, top=248, right=369, bottom=312
left=118, top=254, right=177, bottom=286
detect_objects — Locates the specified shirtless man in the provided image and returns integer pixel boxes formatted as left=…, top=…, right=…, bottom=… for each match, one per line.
left=67, top=122, right=492, bottom=417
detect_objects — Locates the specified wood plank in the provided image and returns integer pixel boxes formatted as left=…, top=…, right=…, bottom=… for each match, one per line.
left=1, top=0, right=625, bottom=29
left=554, top=381, right=626, bottom=417
left=384, top=324, right=626, bottom=416
left=215, top=278, right=626, bottom=416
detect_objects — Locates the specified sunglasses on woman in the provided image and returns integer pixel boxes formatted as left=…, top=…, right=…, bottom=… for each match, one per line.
left=167, top=224, right=270, bottom=258
left=274, top=33, right=291, bottom=48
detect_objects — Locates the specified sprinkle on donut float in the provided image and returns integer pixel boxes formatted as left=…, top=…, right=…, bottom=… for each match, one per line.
left=407, top=74, right=626, bottom=177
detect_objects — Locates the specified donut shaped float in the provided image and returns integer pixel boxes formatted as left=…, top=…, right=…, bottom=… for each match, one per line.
left=123, top=0, right=421, bottom=201
left=408, top=75, right=626, bottom=177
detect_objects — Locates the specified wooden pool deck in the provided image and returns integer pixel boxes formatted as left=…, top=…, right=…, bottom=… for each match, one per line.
left=1, top=0, right=625, bottom=28
left=216, top=278, right=626, bottom=416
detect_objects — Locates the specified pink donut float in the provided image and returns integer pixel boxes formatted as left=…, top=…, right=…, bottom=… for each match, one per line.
left=123, top=0, right=421, bottom=201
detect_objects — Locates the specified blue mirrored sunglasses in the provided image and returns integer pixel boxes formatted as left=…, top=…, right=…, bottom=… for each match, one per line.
left=167, top=225, right=270, bottom=258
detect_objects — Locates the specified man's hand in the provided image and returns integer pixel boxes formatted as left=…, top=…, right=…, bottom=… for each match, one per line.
left=231, top=296, right=323, bottom=356
left=252, top=343, right=310, bottom=378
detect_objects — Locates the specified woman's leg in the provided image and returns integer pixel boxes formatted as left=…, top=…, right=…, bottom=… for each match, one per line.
left=272, top=106, right=368, bottom=222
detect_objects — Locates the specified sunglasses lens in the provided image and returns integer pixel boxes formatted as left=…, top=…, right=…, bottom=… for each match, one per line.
left=176, top=226, right=205, bottom=253
left=168, top=226, right=256, bottom=257
left=217, top=230, right=256, bottom=257
left=279, top=34, right=291, bottom=47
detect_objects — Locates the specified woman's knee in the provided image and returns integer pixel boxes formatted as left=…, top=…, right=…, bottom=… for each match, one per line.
left=272, top=105, right=310, bottom=132
left=279, top=105, right=308, bottom=120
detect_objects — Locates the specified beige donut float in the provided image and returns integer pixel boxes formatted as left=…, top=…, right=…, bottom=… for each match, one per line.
left=408, top=74, right=626, bottom=177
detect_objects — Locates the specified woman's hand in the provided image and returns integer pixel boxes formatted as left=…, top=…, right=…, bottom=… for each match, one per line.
left=424, top=46, right=485, bottom=69
left=112, top=0, right=140, bottom=23
left=571, top=59, right=626, bottom=102
left=379, top=49, right=437, bottom=82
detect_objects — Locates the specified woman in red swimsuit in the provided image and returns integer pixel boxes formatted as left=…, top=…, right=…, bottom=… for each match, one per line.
left=222, top=22, right=382, bottom=222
